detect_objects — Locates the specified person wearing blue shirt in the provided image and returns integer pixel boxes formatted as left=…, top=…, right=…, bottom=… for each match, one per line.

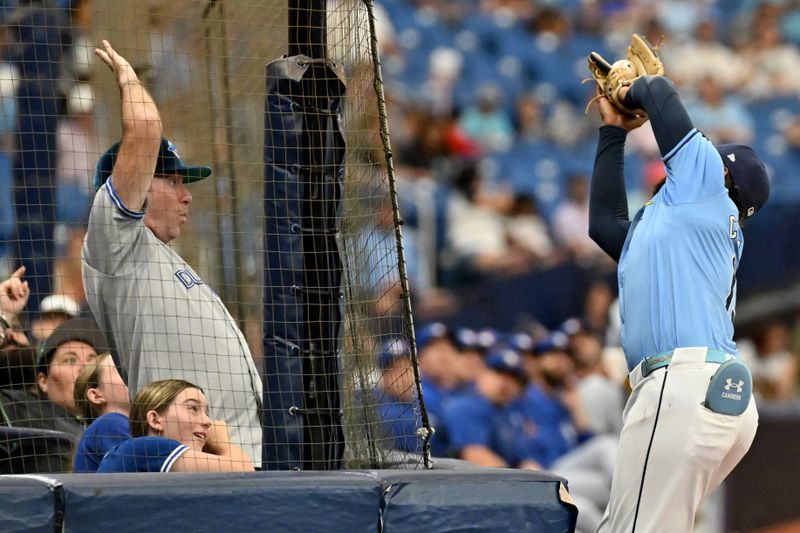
left=415, top=322, right=462, bottom=457
left=97, top=379, right=254, bottom=473
left=519, top=334, right=593, bottom=469
left=588, top=70, right=766, bottom=532
left=73, top=353, right=131, bottom=472
left=443, top=347, right=528, bottom=468
left=375, top=338, right=422, bottom=454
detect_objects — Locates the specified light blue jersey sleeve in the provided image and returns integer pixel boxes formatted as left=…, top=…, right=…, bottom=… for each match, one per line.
left=662, top=129, right=726, bottom=204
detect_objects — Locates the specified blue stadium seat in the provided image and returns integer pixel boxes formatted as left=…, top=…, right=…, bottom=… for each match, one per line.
left=460, top=11, right=528, bottom=57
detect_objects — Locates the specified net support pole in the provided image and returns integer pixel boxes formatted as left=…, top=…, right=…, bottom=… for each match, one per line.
left=263, top=0, right=346, bottom=470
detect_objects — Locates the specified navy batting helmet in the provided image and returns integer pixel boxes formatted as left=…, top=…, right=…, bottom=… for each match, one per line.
left=93, top=137, right=212, bottom=191
left=716, top=144, right=770, bottom=220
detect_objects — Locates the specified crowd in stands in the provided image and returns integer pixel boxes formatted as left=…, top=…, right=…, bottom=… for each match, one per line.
left=371, top=0, right=800, bottom=301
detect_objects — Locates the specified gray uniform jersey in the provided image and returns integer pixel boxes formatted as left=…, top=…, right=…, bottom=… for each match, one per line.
left=82, top=180, right=262, bottom=463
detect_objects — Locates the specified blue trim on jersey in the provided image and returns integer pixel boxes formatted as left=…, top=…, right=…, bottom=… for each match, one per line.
left=161, top=444, right=190, bottom=472
left=104, top=178, right=146, bottom=220
left=663, top=129, right=699, bottom=164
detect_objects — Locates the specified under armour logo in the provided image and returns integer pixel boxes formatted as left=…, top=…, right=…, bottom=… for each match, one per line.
left=724, top=378, right=744, bottom=393
left=727, top=154, right=736, bottom=162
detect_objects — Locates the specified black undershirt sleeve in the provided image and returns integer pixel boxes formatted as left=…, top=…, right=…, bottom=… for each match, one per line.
left=589, top=77, right=696, bottom=262
left=588, top=125, right=630, bottom=262
left=622, top=75, right=695, bottom=157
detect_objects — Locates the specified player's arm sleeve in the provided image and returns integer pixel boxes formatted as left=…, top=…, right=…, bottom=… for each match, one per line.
left=588, top=125, right=631, bottom=262
left=82, top=178, right=147, bottom=275
left=623, top=76, right=694, bottom=157
left=623, top=75, right=725, bottom=203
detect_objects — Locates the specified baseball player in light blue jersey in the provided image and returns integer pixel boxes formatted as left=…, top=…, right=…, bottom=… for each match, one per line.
left=82, top=41, right=262, bottom=465
left=588, top=72, right=768, bottom=532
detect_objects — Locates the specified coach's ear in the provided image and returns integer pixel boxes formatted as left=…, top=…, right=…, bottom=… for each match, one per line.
left=146, top=410, right=163, bottom=435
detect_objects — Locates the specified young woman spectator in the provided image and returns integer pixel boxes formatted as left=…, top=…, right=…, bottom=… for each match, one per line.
left=97, top=379, right=254, bottom=473
left=73, top=353, right=131, bottom=472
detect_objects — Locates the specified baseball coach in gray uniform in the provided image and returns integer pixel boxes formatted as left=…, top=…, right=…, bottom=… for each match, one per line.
left=82, top=40, right=262, bottom=465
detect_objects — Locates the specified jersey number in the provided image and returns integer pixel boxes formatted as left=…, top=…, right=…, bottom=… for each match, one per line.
left=726, top=216, right=740, bottom=321
left=726, top=255, right=737, bottom=321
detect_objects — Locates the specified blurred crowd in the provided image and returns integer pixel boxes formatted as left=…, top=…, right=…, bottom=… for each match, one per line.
left=0, top=0, right=96, bottom=301
left=368, top=0, right=800, bottom=302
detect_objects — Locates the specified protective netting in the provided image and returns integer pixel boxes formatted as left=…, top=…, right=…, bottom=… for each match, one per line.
left=0, top=0, right=426, bottom=473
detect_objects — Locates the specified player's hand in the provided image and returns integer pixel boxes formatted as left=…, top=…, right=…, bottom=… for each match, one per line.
left=204, top=420, right=232, bottom=454
left=597, top=92, right=648, bottom=131
left=0, top=266, right=30, bottom=319
left=95, top=39, right=140, bottom=88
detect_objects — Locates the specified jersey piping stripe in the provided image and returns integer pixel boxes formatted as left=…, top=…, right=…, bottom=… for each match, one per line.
left=663, top=129, right=699, bottom=164
left=104, top=179, right=146, bottom=220
left=160, top=444, right=190, bottom=472
left=631, top=370, right=669, bottom=532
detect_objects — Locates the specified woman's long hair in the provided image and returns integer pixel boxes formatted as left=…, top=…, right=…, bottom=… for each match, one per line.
left=129, top=379, right=201, bottom=437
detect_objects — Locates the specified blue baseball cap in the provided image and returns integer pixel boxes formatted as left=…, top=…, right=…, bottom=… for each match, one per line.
left=415, top=322, right=453, bottom=352
left=454, top=327, right=480, bottom=351
left=484, top=347, right=526, bottom=381
left=717, top=144, right=770, bottom=220
left=455, top=327, right=499, bottom=352
left=378, top=337, right=411, bottom=369
left=506, top=332, right=534, bottom=353
left=93, top=137, right=212, bottom=191
left=532, top=331, right=570, bottom=356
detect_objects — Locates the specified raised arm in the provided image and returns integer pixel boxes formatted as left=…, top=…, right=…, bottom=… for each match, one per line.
left=94, top=40, right=162, bottom=211
left=588, top=96, right=647, bottom=262
left=621, top=76, right=694, bottom=158
left=0, top=266, right=29, bottom=323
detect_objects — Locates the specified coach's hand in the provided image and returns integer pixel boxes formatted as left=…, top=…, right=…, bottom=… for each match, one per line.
left=597, top=92, right=648, bottom=131
left=95, top=39, right=140, bottom=88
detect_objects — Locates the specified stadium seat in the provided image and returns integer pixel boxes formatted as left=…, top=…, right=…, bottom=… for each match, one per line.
left=0, top=426, right=78, bottom=474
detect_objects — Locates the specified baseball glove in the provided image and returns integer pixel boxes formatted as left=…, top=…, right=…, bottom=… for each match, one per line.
left=584, top=33, right=664, bottom=114
left=627, top=33, right=664, bottom=78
